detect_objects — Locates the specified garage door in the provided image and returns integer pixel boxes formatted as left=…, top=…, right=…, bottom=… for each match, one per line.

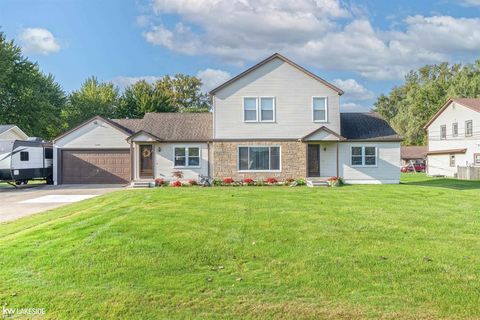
left=61, top=150, right=131, bottom=184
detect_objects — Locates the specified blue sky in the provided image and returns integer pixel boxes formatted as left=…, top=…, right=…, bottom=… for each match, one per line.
left=1, top=0, right=480, bottom=111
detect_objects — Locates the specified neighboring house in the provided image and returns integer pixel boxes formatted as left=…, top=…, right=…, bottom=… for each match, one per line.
left=53, top=53, right=401, bottom=185
left=0, top=125, right=28, bottom=140
left=424, top=98, right=480, bottom=177
left=401, top=146, right=427, bottom=166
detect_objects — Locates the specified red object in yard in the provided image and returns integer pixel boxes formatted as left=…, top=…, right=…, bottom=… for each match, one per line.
left=170, top=180, right=182, bottom=187
left=401, top=164, right=425, bottom=172
left=223, top=177, right=234, bottom=184
left=265, top=177, right=278, bottom=184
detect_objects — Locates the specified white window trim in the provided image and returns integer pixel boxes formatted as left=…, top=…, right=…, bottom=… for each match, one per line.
left=173, top=146, right=201, bottom=168
left=312, top=96, right=328, bottom=123
left=243, top=97, right=258, bottom=123
left=259, top=96, right=276, bottom=122
left=237, top=145, right=282, bottom=172
left=350, top=146, right=378, bottom=168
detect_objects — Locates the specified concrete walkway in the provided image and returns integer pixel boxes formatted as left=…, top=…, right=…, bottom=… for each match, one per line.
left=0, top=184, right=124, bottom=223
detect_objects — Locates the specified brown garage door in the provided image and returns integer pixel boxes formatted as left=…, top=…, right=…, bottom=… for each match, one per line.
left=61, top=150, right=131, bottom=184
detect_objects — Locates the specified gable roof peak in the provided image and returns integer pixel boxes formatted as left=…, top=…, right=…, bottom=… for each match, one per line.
left=209, top=52, right=344, bottom=95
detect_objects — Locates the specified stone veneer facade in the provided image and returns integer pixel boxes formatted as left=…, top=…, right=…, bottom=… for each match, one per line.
left=212, top=141, right=307, bottom=181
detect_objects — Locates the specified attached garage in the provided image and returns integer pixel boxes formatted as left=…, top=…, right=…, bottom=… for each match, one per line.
left=53, top=117, right=140, bottom=185
left=61, top=150, right=131, bottom=184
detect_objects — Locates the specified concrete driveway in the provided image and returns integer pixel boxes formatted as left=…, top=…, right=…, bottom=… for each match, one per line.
left=0, top=184, right=125, bottom=223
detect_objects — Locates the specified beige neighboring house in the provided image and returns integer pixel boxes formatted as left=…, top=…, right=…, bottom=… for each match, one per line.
left=424, top=98, right=480, bottom=177
left=0, top=125, right=28, bottom=140
left=52, top=53, right=402, bottom=185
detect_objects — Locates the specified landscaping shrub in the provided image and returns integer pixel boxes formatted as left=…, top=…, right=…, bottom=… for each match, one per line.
left=188, top=179, right=198, bottom=186
left=155, top=178, right=165, bottom=187
left=172, top=170, right=184, bottom=179
left=327, top=176, right=342, bottom=187
left=295, top=178, right=306, bottom=186
left=213, top=179, right=223, bottom=186
left=170, top=181, right=182, bottom=187
left=265, top=177, right=278, bottom=184
left=242, top=178, right=254, bottom=185
left=223, top=177, right=234, bottom=185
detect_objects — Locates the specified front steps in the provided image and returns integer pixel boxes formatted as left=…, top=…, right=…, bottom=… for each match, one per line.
left=130, top=180, right=155, bottom=188
left=306, top=178, right=329, bottom=187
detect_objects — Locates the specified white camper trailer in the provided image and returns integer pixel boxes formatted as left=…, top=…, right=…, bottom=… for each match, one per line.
left=0, top=138, right=53, bottom=185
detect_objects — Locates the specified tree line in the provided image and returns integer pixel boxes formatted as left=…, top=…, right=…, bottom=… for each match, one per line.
left=0, top=32, right=209, bottom=140
left=374, top=61, right=480, bottom=145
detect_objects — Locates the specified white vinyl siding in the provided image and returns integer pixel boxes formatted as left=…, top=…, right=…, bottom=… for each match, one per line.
left=213, top=58, right=340, bottom=139
left=238, top=146, right=280, bottom=172
left=312, top=97, right=327, bottom=122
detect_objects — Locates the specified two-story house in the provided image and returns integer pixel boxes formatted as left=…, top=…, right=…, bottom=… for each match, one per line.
left=424, top=98, right=480, bottom=177
left=52, top=54, right=401, bottom=185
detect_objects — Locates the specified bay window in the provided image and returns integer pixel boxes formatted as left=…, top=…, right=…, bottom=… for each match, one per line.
left=351, top=146, right=377, bottom=167
left=238, top=146, right=280, bottom=171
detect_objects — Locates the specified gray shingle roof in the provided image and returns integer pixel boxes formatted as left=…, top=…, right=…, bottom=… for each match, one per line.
left=111, top=113, right=213, bottom=141
left=401, top=146, right=427, bottom=160
left=0, top=125, right=15, bottom=135
left=340, top=113, right=402, bottom=141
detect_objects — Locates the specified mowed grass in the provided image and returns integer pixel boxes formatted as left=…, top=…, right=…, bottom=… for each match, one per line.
left=1, top=174, right=480, bottom=319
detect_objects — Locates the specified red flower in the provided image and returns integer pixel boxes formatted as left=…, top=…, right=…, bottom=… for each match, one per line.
left=170, top=181, right=182, bottom=187
left=265, top=177, right=278, bottom=184
left=327, top=176, right=340, bottom=182
left=242, top=178, right=254, bottom=185
left=155, top=178, right=165, bottom=186
left=223, top=177, right=234, bottom=184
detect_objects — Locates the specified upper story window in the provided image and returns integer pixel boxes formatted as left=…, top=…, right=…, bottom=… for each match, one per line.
left=243, top=97, right=257, bottom=122
left=174, top=147, right=200, bottom=168
left=440, top=125, right=446, bottom=140
left=465, top=120, right=473, bottom=137
left=243, top=97, right=276, bottom=122
left=351, top=146, right=377, bottom=167
left=20, top=151, right=29, bottom=162
left=312, top=97, right=327, bottom=122
left=452, top=123, right=458, bottom=137
left=260, top=97, right=275, bottom=122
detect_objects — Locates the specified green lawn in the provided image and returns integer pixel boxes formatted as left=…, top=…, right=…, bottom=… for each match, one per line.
left=1, top=174, right=480, bottom=319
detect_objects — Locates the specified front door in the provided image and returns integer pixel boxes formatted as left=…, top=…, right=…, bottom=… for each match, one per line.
left=139, top=145, right=153, bottom=178
left=307, top=144, right=320, bottom=177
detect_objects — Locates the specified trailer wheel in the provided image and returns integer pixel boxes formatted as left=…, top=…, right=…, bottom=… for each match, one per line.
left=15, top=180, right=28, bottom=185
left=46, top=175, right=53, bottom=185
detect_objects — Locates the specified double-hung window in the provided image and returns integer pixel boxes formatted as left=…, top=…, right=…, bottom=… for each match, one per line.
left=312, top=97, right=327, bottom=122
left=465, top=120, right=473, bottom=137
left=260, top=97, right=275, bottom=121
left=452, top=123, right=458, bottom=137
left=243, top=97, right=275, bottom=122
left=243, top=97, right=257, bottom=122
left=238, top=146, right=280, bottom=171
left=174, top=147, right=200, bottom=167
left=440, top=125, right=447, bottom=140
left=351, top=146, right=377, bottom=167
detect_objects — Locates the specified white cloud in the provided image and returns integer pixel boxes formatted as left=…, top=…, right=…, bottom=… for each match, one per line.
left=18, top=28, right=61, bottom=55
left=196, top=68, right=231, bottom=92
left=111, top=76, right=162, bottom=89
left=461, top=0, right=480, bottom=6
left=341, top=102, right=371, bottom=113
left=141, top=0, right=480, bottom=80
left=333, top=78, right=374, bottom=101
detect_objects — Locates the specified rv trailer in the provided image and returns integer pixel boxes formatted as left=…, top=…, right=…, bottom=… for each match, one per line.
left=0, top=138, right=53, bottom=185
